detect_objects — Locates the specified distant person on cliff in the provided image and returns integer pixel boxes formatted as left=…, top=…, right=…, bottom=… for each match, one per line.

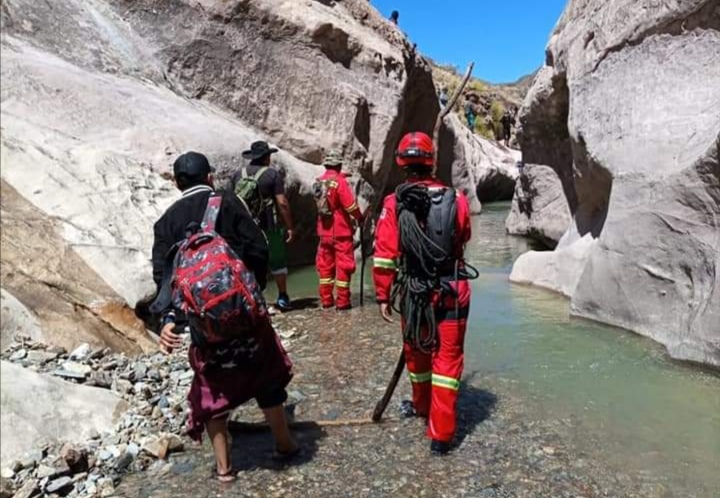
left=151, top=151, right=297, bottom=482
left=390, top=10, right=399, bottom=24
left=233, top=141, right=295, bottom=312
left=438, top=87, right=449, bottom=109
left=373, top=132, right=475, bottom=456
left=464, top=95, right=477, bottom=132
left=313, top=150, right=365, bottom=310
left=501, top=108, right=516, bottom=147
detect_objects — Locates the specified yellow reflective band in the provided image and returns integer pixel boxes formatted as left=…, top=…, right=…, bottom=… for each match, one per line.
left=346, top=202, right=358, bottom=212
left=431, top=374, right=460, bottom=391
left=373, top=257, right=397, bottom=270
left=408, top=371, right=431, bottom=383
left=319, top=278, right=335, bottom=285
left=336, top=280, right=350, bottom=288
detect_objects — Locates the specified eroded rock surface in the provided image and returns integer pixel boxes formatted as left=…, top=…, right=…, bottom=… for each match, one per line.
left=512, top=0, right=720, bottom=366
left=505, top=164, right=571, bottom=247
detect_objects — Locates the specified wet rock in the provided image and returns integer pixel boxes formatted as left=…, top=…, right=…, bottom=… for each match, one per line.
left=45, top=476, right=73, bottom=495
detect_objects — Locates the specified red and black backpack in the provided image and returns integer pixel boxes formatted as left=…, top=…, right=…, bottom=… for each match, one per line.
left=153, top=195, right=268, bottom=344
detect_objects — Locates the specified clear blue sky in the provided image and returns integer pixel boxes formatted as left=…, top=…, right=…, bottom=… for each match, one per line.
left=371, top=0, right=567, bottom=83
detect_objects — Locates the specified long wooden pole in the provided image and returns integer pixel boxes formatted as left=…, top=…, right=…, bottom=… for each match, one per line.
left=432, top=62, right=475, bottom=175
left=371, top=350, right=406, bottom=422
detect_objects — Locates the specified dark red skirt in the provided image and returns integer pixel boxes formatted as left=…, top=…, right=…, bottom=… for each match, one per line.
left=186, top=318, right=293, bottom=441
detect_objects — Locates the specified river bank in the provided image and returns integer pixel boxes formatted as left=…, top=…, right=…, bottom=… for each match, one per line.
left=3, top=205, right=717, bottom=497
left=117, top=307, right=661, bottom=498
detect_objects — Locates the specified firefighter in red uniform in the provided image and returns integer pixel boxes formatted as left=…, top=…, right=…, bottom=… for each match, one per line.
left=314, top=150, right=364, bottom=310
left=373, top=132, right=472, bottom=455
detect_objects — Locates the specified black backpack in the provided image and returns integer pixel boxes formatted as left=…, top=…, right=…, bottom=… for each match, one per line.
left=396, top=183, right=457, bottom=275
left=392, top=183, right=458, bottom=352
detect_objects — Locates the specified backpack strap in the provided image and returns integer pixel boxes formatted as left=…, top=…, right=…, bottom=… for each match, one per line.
left=253, top=166, right=269, bottom=182
left=202, top=194, right=223, bottom=232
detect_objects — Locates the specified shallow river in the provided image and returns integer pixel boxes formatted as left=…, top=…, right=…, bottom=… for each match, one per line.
left=282, top=202, right=720, bottom=496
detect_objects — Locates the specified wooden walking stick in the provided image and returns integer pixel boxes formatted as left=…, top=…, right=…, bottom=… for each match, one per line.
left=432, top=62, right=475, bottom=176
left=371, top=350, right=406, bottom=422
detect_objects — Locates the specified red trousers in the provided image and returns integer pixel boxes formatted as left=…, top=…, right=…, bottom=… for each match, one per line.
left=316, top=236, right=356, bottom=309
left=404, top=279, right=470, bottom=443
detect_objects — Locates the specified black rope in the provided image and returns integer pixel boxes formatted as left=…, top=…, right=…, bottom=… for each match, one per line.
left=391, top=183, right=451, bottom=353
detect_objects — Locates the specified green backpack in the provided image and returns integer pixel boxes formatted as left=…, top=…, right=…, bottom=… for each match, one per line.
left=234, top=167, right=271, bottom=220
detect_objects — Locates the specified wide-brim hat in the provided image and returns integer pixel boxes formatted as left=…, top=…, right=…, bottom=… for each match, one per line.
left=322, top=150, right=343, bottom=167
left=242, top=140, right=279, bottom=160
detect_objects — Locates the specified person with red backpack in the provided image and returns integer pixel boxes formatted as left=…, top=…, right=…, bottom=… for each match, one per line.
left=313, top=150, right=365, bottom=310
left=151, top=152, right=298, bottom=482
left=373, top=132, right=474, bottom=456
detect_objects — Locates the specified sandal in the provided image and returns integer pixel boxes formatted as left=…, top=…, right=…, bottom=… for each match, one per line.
left=216, top=469, right=236, bottom=483
left=271, top=445, right=300, bottom=462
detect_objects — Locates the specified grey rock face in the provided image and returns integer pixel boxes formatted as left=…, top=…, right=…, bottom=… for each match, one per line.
left=0, top=361, right=125, bottom=465
left=506, top=164, right=571, bottom=248
left=512, top=0, right=720, bottom=366
left=438, top=114, right=521, bottom=213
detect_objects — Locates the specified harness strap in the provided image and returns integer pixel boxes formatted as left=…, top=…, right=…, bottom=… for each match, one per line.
left=202, top=195, right=222, bottom=232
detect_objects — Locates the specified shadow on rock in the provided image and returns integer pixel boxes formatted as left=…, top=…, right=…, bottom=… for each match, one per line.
left=454, top=376, right=498, bottom=448
left=285, top=297, right=320, bottom=312
left=228, top=409, right=325, bottom=471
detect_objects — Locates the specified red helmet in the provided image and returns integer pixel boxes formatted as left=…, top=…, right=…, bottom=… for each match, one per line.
left=395, top=132, right=434, bottom=168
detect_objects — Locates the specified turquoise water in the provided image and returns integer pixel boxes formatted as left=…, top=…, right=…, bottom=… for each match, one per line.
left=280, top=202, right=720, bottom=495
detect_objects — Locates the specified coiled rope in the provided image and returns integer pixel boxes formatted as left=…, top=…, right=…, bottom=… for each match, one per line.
left=390, top=183, right=450, bottom=353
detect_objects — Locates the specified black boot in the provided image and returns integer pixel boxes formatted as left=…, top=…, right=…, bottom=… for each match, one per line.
left=430, top=440, right=451, bottom=456
left=399, top=400, right=416, bottom=418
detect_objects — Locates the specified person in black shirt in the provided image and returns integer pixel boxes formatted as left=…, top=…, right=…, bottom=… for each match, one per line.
left=152, top=152, right=298, bottom=482
left=233, top=141, right=295, bottom=312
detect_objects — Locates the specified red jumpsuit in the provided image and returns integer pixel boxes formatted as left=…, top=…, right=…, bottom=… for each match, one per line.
left=373, top=178, right=472, bottom=443
left=316, top=169, right=363, bottom=309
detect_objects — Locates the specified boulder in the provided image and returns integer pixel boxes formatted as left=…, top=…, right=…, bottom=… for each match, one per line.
left=0, top=361, right=126, bottom=465
left=513, top=0, right=720, bottom=366
left=0, top=288, right=43, bottom=351
left=505, top=164, right=571, bottom=247
left=438, top=114, right=521, bottom=213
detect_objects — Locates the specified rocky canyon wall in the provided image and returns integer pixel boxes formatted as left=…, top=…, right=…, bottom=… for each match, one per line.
left=510, top=0, right=720, bottom=367
left=1, top=0, right=517, bottom=352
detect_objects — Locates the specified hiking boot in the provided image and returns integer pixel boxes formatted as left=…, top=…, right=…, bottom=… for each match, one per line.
left=399, top=400, right=417, bottom=418
left=276, top=293, right=292, bottom=312
left=430, top=440, right=451, bottom=456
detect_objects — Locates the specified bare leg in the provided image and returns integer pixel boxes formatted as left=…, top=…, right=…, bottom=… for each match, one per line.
left=262, top=405, right=296, bottom=453
left=275, top=273, right=288, bottom=296
left=206, top=416, right=233, bottom=478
